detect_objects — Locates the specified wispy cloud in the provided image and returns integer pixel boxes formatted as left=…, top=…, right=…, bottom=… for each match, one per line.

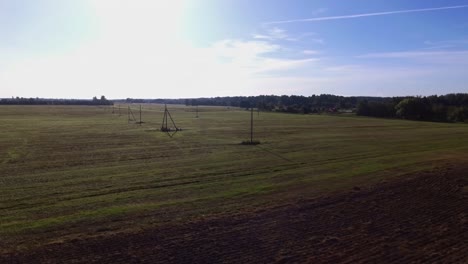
left=265, top=5, right=468, bottom=25
left=212, top=39, right=280, bottom=58
left=253, top=28, right=325, bottom=44
left=357, top=50, right=468, bottom=66
left=210, top=39, right=318, bottom=74
left=253, top=27, right=286, bottom=40
left=253, top=27, right=299, bottom=41
left=303, top=50, right=320, bottom=55
left=423, top=39, right=468, bottom=50
left=357, top=50, right=468, bottom=58
left=267, top=27, right=288, bottom=40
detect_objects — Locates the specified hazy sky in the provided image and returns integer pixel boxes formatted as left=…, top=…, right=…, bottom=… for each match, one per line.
left=1, top=0, right=468, bottom=99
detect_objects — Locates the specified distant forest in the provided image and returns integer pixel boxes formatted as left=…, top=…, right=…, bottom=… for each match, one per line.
left=4, top=93, right=468, bottom=123
left=124, top=93, right=468, bottom=123
left=122, top=94, right=377, bottom=112
left=0, top=96, right=113, bottom=106
left=355, top=94, right=468, bottom=123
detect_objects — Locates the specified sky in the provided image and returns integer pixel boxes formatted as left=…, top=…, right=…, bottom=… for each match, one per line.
left=1, top=0, right=468, bottom=99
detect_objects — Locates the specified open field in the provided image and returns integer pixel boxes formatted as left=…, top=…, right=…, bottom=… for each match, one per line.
left=1, top=104, right=467, bottom=262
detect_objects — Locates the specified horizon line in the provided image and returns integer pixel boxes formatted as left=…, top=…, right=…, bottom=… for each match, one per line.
left=3, top=93, right=468, bottom=101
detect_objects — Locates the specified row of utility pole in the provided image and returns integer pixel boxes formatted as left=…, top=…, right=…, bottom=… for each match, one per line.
left=111, top=104, right=258, bottom=143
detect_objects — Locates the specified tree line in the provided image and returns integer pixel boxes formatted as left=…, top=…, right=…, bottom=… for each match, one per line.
left=0, top=96, right=113, bottom=105
left=125, top=93, right=468, bottom=123
left=356, top=94, right=468, bottom=122
left=6, top=93, right=467, bottom=123
left=124, top=95, right=384, bottom=113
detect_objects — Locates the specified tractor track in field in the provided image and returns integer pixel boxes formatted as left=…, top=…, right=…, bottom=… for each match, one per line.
left=2, top=163, right=467, bottom=263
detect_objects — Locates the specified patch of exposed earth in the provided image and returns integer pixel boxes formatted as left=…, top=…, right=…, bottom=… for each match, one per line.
left=2, top=164, right=467, bottom=263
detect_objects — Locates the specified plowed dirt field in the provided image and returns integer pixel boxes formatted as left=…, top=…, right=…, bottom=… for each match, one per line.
left=3, top=163, right=467, bottom=263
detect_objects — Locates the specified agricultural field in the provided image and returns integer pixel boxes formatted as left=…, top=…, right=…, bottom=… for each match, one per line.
left=1, top=104, right=467, bottom=263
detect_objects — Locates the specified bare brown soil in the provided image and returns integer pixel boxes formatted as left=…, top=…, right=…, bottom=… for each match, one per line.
left=2, top=164, right=467, bottom=263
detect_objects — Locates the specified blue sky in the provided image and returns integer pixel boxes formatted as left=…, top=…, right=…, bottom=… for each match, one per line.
left=1, top=0, right=468, bottom=98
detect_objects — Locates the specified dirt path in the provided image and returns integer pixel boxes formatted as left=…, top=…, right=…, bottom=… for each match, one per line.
left=3, top=165, right=467, bottom=263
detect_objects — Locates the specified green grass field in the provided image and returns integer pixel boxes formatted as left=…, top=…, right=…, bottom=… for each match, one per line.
left=2, top=104, right=468, bottom=250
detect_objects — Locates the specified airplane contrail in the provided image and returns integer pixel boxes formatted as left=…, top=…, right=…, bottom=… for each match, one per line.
left=265, top=5, right=468, bottom=25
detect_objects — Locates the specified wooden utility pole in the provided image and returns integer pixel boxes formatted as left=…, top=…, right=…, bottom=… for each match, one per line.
left=127, top=106, right=130, bottom=123
left=241, top=107, right=259, bottom=145
left=139, top=105, right=142, bottom=125
left=251, top=107, right=254, bottom=143
left=161, top=104, right=168, bottom=130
